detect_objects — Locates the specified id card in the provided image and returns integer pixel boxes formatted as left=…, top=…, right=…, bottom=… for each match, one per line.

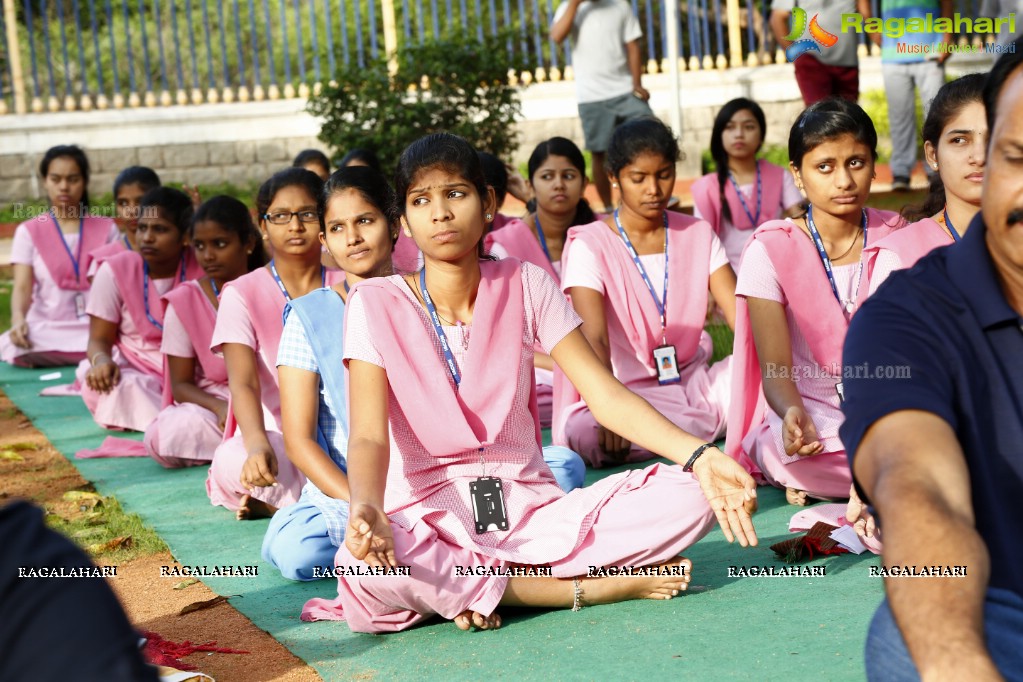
left=653, top=344, right=682, bottom=385
left=470, top=477, right=509, bottom=534
left=835, top=381, right=846, bottom=403
left=74, top=293, right=87, bottom=318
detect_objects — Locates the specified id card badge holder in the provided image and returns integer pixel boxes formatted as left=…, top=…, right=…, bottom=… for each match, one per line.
left=653, top=344, right=682, bottom=385
left=74, top=293, right=87, bottom=318
left=470, top=477, right=509, bottom=534
left=835, top=381, right=846, bottom=404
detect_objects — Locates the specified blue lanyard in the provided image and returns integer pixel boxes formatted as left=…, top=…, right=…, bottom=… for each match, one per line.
left=49, top=211, right=85, bottom=281
left=269, top=259, right=325, bottom=301
left=419, top=268, right=462, bottom=388
left=727, top=161, right=762, bottom=229
left=142, top=259, right=185, bottom=330
left=943, top=208, right=961, bottom=243
left=210, top=277, right=221, bottom=298
left=123, top=234, right=132, bottom=251
left=343, top=280, right=350, bottom=294
left=806, top=206, right=868, bottom=314
left=533, top=214, right=552, bottom=263
left=613, top=209, right=669, bottom=341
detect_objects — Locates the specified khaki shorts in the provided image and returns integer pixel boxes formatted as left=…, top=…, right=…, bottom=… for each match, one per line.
left=578, top=92, right=654, bottom=153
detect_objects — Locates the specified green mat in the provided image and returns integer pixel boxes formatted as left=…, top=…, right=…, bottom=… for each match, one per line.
left=2, top=363, right=883, bottom=681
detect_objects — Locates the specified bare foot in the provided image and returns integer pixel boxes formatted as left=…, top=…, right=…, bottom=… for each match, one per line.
left=236, top=494, right=277, bottom=520
left=453, top=610, right=502, bottom=631
left=583, top=558, right=693, bottom=605
left=786, top=487, right=810, bottom=506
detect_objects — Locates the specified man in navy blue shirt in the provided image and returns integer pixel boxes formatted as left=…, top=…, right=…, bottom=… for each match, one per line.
left=841, top=42, right=1023, bottom=681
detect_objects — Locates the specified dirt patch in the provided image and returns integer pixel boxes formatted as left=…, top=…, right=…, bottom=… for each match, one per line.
left=0, top=391, right=321, bottom=682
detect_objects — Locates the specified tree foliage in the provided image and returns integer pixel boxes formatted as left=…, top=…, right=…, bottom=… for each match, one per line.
left=308, top=31, right=529, bottom=176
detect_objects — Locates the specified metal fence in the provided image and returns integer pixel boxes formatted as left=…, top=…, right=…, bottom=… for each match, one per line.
left=0, top=0, right=990, bottom=114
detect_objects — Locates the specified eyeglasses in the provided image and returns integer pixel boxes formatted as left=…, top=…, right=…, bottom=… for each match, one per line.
left=263, top=210, right=319, bottom=225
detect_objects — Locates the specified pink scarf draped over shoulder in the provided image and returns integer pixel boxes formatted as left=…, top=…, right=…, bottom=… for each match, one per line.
left=349, top=258, right=525, bottom=455
left=552, top=213, right=712, bottom=444
left=724, top=208, right=902, bottom=472
left=690, top=161, right=787, bottom=234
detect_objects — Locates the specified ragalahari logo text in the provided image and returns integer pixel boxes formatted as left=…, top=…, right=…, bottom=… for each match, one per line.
left=786, top=7, right=839, bottom=61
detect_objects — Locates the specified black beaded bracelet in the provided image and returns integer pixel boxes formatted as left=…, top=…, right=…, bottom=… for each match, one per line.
left=683, top=443, right=715, bottom=472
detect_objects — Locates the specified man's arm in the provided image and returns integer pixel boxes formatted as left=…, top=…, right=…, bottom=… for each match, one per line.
left=854, top=410, right=1001, bottom=679
left=769, top=10, right=794, bottom=49
left=549, top=0, right=582, bottom=45
left=626, top=39, right=649, bottom=100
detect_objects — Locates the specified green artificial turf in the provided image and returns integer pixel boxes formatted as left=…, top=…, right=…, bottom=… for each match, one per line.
left=1, top=362, right=883, bottom=681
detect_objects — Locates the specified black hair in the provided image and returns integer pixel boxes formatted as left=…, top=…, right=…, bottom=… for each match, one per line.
left=788, top=98, right=878, bottom=169
left=527, top=136, right=596, bottom=226
left=606, top=117, right=680, bottom=178
left=340, top=147, right=383, bottom=174
left=393, top=133, right=494, bottom=260
left=319, top=165, right=398, bottom=247
left=904, top=74, right=988, bottom=222
left=477, top=151, right=509, bottom=206
left=139, top=186, right=194, bottom=237
left=113, top=166, right=161, bottom=198
left=39, top=144, right=91, bottom=210
left=710, top=98, right=767, bottom=224
left=255, top=167, right=325, bottom=220
left=191, top=195, right=267, bottom=272
left=982, top=37, right=1023, bottom=140
left=293, top=149, right=331, bottom=174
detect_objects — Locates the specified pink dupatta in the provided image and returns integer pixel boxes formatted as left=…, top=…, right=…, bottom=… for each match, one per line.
left=25, top=215, right=115, bottom=290
left=484, top=218, right=560, bottom=283
left=724, top=209, right=901, bottom=472
left=352, top=258, right=524, bottom=453
left=159, top=281, right=226, bottom=408
left=690, top=161, right=787, bottom=234
left=551, top=214, right=712, bottom=445
left=864, top=217, right=952, bottom=287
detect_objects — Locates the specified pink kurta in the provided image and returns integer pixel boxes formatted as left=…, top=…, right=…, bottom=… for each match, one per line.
left=866, top=217, right=954, bottom=295
left=690, top=161, right=801, bottom=271
left=144, top=281, right=229, bottom=468
left=75, top=251, right=193, bottom=432
left=302, top=260, right=716, bottom=632
left=726, top=210, right=900, bottom=498
left=485, top=218, right=563, bottom=427
left=553, top=215, right=732, bottom=467
left=0, top=216, right=118, bottom=367
left=86, top=237, right=129, bottom=278
left=392, top=230, right=421, bottom=274
left=205, top=266, right=343, bottom=512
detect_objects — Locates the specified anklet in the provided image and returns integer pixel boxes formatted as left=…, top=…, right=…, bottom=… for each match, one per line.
left=571, top=578, right=584, bottom=611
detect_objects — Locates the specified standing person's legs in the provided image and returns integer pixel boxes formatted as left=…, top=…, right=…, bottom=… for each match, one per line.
left=915, top=60, right=946, bottom=182
left=883, top=62, right=920, bottom=181
left=832, top=65, right=860, bottom=103
left=579, top=100, right=617, bottom=211
left=793, top=57, right=834, bottom=105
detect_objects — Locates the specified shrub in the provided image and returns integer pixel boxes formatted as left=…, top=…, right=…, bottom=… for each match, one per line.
left=309, top=32, right=529, bottom=177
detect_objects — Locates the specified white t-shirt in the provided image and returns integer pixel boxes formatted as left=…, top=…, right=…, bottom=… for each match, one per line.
left=552, top=0, right=643, bottom=103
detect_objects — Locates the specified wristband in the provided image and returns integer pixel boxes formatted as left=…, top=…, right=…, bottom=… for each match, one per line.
left=683, top=443, right=715, bottom=472
left=90, top=352, right=111, bottom=367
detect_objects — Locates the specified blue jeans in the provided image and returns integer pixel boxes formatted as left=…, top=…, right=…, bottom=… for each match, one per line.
left=542, top=445, right=586, bottom=493
left=866, top=587, right=1023, bottom=681
left=882, top=60, right=945, bottom=178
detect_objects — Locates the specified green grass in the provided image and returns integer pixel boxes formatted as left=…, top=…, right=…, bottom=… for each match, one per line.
left=0, top=280, right=10, bottom=333
left=45, top=488, right=168, bottom=563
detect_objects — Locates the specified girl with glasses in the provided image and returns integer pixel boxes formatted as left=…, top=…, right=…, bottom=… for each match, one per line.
left=207, top=168, right=345, bottom=520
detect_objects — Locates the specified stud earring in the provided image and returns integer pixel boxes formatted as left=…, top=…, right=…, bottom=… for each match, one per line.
left=261, top=233, right=269, bottom=240
left=612, top=183, right=618, bottom=188
left=485, top=213, right=493, bottom=220
left=246, top=249, right=253, bottom=255
left=932, top=163, right=939, bottom=170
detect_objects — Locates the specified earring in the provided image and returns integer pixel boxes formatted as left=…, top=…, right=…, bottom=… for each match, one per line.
left=932, top=163, right=939, bottom=170
left=246, top=249, right=253, bottom=255
left=612, top=183, right=618, bottom=188
left=261, top=233, right=269, bottom=240
left=485, top=213, right=493, bottom=220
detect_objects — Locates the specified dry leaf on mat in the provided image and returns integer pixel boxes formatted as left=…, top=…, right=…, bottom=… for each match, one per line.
left=179, top=595, right=235, bottom=615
